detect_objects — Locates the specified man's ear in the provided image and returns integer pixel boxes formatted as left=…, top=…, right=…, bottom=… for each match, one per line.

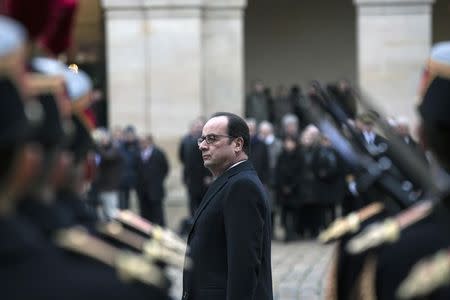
left=234, top=137, right=244, bottom=152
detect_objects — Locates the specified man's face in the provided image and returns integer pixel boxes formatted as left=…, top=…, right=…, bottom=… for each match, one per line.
left=285, top=123, right=298, bottom=135
left=259, top=125, right=271, bottom=140
left=254, top=83, right=264, bottom=93
left=356, top=120, right=373, bottom=133
left=396, top=124, right=410, bottom=136
left=199, top=116, right=236, bottom=176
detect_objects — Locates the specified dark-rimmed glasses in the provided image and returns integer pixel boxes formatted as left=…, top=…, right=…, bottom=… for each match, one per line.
left=197, top=134, right=234, bottom=145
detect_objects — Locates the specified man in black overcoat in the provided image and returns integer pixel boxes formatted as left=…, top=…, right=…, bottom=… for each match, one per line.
left=136, top=135, right=169, bottom=226
left=182, top=112, right=273, bottom=300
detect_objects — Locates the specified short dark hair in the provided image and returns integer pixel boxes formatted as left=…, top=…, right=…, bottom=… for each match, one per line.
left=210, top=112, right=250, bottom=155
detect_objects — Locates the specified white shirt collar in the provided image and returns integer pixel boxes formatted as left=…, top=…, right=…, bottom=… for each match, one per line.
left=227, top=159, right=247, bottom=171
left=141, top=146, right=154, bottom=161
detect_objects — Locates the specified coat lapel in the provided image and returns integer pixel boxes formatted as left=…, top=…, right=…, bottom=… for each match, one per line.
left=186, top=161, right=253, bottom=241
left=186, top=174, right=228, bottom=241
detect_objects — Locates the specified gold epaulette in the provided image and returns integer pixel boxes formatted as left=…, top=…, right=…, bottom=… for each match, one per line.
left=347, top=200, right=433, bottom=254
left=54, top=226, right=170, bottom=288
left=25, top=73, right=65, bottom=97
left=397, top=249, right=450, bottom=299
left=115, top=210, right=187, bottom=255
left=97, top=221, right=192, bottom=270
left=319, top=202, right=385, bottom=243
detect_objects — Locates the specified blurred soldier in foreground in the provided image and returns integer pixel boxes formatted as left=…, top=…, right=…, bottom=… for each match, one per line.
left=372, top=43, right=450, bottom=300
left=0, top=15, right=170, bottom=300
left=322, top=41, right=450, bottom=300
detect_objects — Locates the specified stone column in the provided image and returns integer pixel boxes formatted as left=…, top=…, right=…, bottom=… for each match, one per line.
left=102, top=0, right=247, bottom=203
left=202, top=0, right=247, bottom=116
left=102, top=0, right=203, bottom=146
left=354, top=0, right=435, bottom=122
left=102, top=0, right=247, bottom=140
left=102, top=3, right=149, bottom=133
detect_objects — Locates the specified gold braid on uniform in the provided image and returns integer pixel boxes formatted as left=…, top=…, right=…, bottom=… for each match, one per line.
left=97, top=221, right=192, bottom=270
left=319, top=202, right=385, bottom=243
left=54, top=226, right=170, bottom=288
left=115, top=209, right=188, bottom=255
left=397, top=249, right=450, bottom=299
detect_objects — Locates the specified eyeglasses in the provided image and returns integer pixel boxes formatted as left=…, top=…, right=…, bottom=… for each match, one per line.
left=197, top=134, right=234, bottom=145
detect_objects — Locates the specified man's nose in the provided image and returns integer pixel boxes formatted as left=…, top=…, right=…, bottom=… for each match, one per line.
left=198, top=140, right=207, bottom=150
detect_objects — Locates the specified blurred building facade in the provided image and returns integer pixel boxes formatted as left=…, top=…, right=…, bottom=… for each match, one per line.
left=74, top=0, right=450, bottom=153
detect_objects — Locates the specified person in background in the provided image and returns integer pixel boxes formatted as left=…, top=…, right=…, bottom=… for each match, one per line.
left=246, top=118, right=270, bottom=187
left=275, top=135, right=303, bottom=242
left=178, top=118, right=212, bottom=235
left=259, top=120, right=283, bottom=238
left=92, top=128, right=123, bottom=220
left=281, top=113, right=300, bottom=140
left=118, top=125, right=140, bottom=210
left=179, top=118, right=211, bottom=216
left=297, top=125, right=322, bottom=237
left=136, top=135, right=169, bottom=226
left=312, top=136, right=346, bottom=228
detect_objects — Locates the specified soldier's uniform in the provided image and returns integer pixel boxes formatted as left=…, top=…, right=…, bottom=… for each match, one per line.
left=373, top=66, right=450, bottom=300
left=0, top=15, right=172, bottom=300
left=322, top=41, right=450, bottom=300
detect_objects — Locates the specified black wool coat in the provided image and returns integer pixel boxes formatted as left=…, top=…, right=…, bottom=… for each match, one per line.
left=182, top=160, right=273, bottom=300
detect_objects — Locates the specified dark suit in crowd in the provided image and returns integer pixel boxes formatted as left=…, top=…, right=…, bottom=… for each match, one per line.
left=249, top=136, right=270, bottom=185
left=183, top=161, right=273, bottom=300
left=179, top=133, right=196, bottom=184
left=118, top=139, right=140, bottom=209
left=185, top=140, right=212, bottom=216
left=136, top=145, right=169, bottom=226
left=275, top=146, right=303, bottom=240
left=312, top=144, right=346, bottom=227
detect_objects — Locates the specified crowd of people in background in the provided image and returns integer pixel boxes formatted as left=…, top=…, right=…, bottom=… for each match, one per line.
left=87, top=79, right=425, bottom=243
left=88, top=125, right=169, bottom=226
left=172, top=80, right=427, bottom=242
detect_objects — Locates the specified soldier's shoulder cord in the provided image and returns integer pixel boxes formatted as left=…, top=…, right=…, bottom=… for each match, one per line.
left=54, top=226, right=170, bottom=289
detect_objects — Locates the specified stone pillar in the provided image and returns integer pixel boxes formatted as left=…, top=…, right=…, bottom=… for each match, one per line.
left=102, top=0, right=247, bottom=203
left=354, top=0, right=435, bottom=122
left=202, top=0, right=246, bottom=116
left=102, top=4, right=148, bottom=133
left=102, top=0, right=203, bottom=146
left=102, top=0, right=247, bottom=139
